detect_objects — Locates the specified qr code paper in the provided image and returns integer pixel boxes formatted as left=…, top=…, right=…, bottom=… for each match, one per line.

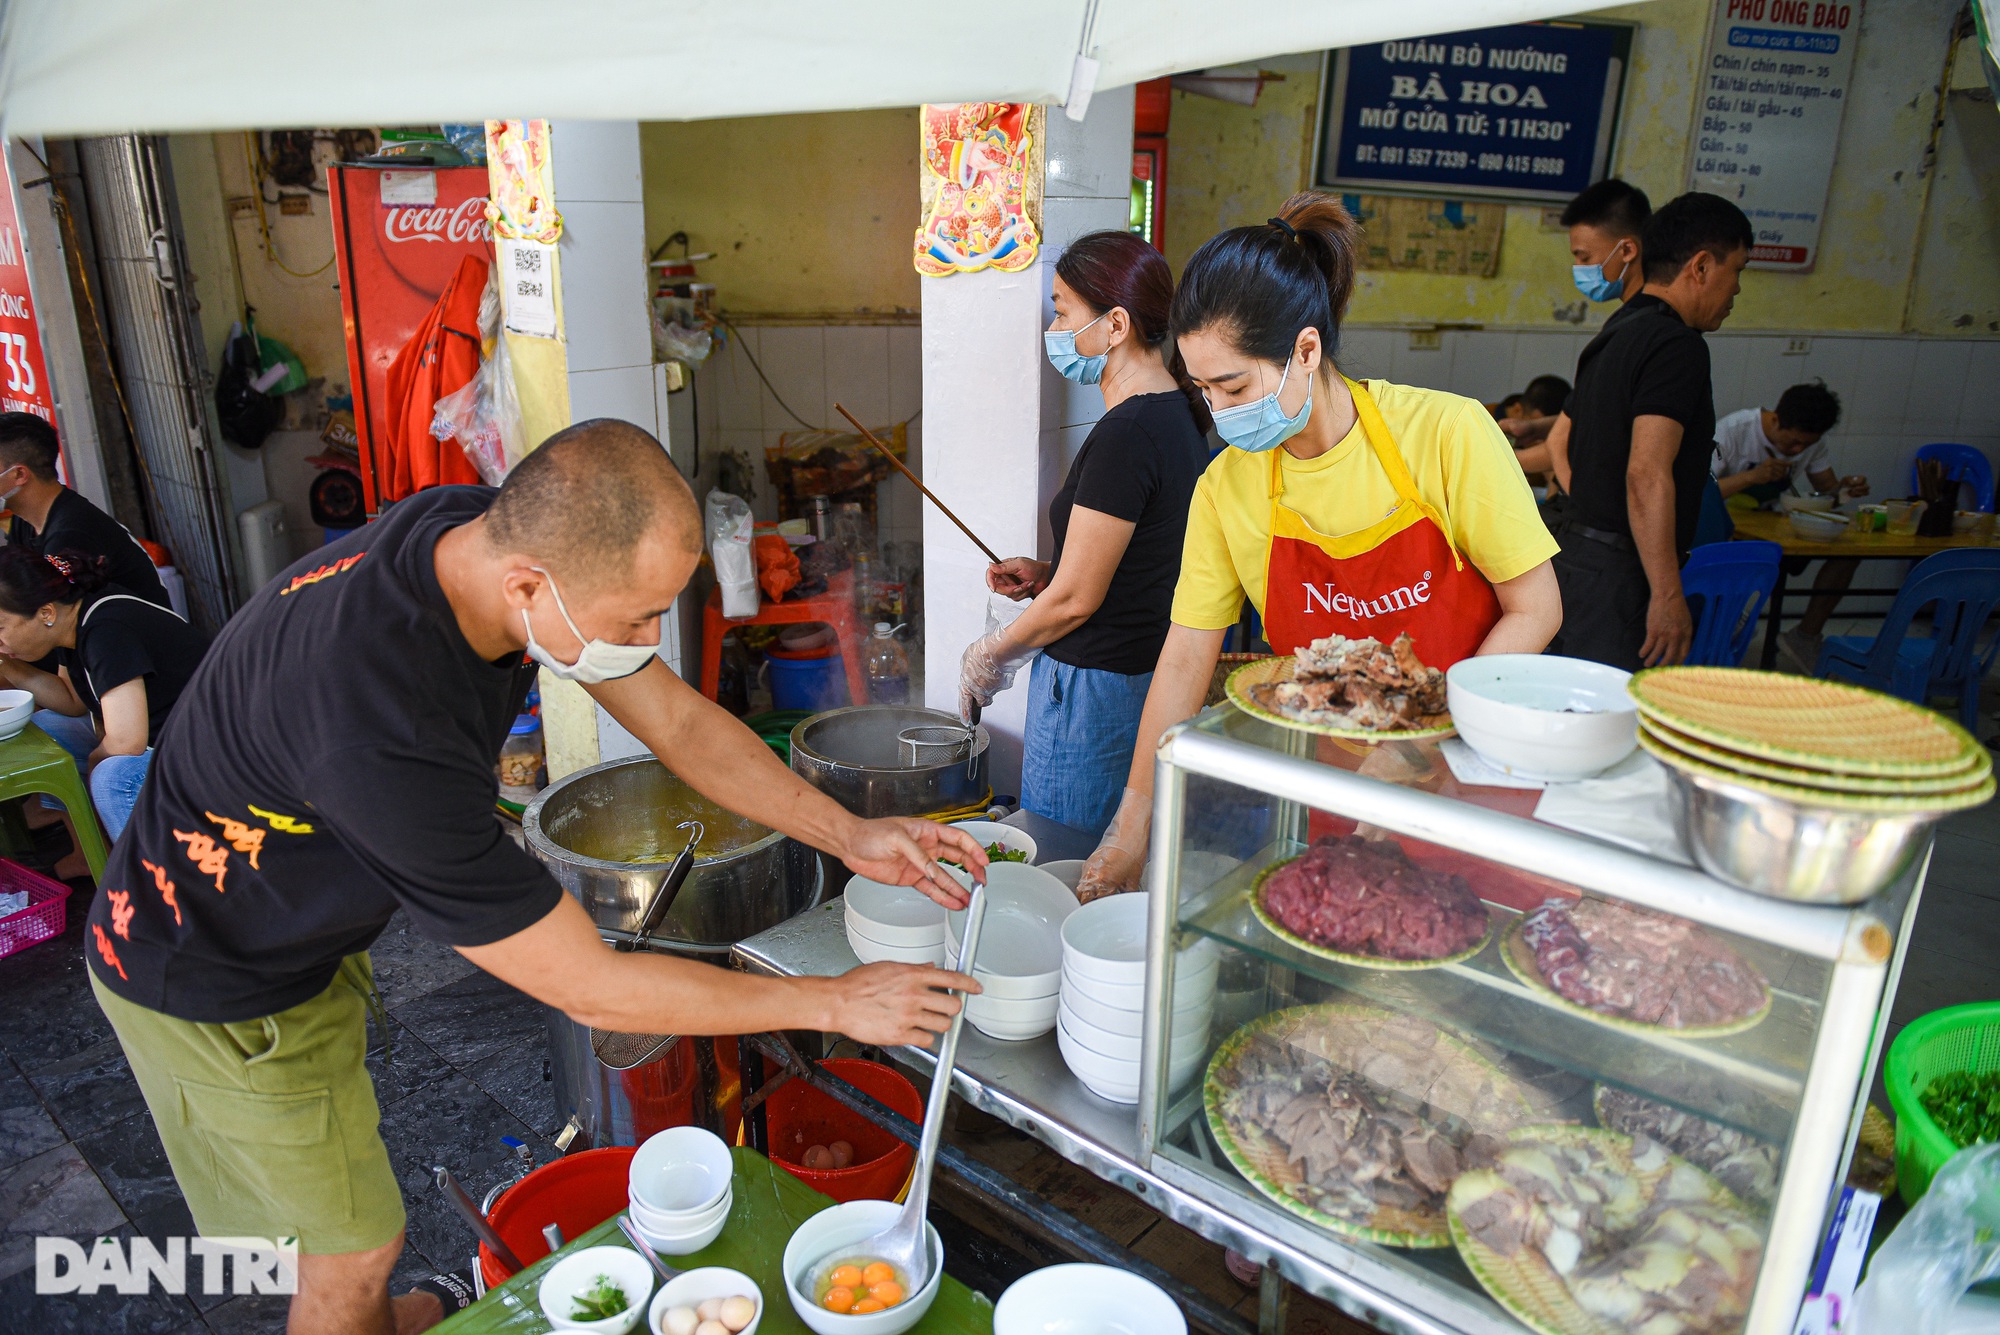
left=511, top=247, right=544, bottom=276
left=514, top=279, right=546, bottom=300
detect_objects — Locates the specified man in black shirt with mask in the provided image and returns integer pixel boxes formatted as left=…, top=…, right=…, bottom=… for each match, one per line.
left=85, top=419, right=988, bottom=1334
left=1544, top=193, right=1753, bottom=671
left=0, top=412, right=170, bottom=608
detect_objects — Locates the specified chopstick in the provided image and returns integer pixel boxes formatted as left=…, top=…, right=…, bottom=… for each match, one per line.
left=834, top=402, right=1001, bottom=564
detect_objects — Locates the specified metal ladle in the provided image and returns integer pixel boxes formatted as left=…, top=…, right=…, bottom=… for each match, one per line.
left=798, top=881, right=988, bottom=1301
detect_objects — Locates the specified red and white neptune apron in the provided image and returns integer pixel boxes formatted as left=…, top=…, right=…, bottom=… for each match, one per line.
left=1260, top=378, right=1500, bottom=668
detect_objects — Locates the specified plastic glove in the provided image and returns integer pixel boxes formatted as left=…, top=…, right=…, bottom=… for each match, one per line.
left=958, top=628, right=1034, bottom=723
left=1076, top=786, right=1151, bottom=903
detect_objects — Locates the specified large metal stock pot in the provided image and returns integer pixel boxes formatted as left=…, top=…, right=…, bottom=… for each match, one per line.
left=789, top=705, right=990, bottom=818
left=523, top=756, right=823, bottom=951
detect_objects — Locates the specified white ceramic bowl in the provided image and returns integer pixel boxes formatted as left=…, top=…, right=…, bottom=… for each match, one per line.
left=966, top=990, right=1058, bottom=1042
left=846, top=922, right=948, bottom=968
left=1038, top=860, right=1086, bottom=893
left=945, top=863, right=1077, bottom=997
left=649, top=1267, right=763, bottom=1335
left=629, top=1196, right=732, bottom=1256
left=1445, top=654, right=1638, bottom=783
left=1058, top=894, right=1148, bottom=983
left=1056, top=1002, right=1208, bottom=1064
left=538, top=1245, right=657, bottom=1334
left=1059, top=982, right=1211, bottom=1039
left=628, top=1183, right=732, bottom=1235
left=994, top=1263, right=1186, bottom=1335
left=1779, top=492, right=1835, bottom=513
left=783, top=1200, right=943, bottom=1335
left=1056, top=935, right=1224, bottom=1007
left=950, top=820, right=1039, bottom=866
left=0, top=688, right=33, bottom=740
left=630, top=1126, right=733, bottom=1216
left=1056, top=1017, right=1207, bottom=1104
left=843, top=874, right=948, bottom=947
left=1788, top=508, right=1852, bottom=541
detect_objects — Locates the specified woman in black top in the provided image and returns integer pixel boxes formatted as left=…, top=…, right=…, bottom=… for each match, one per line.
left=0, top=547, right=208, bottom=838
left=958, top=231, right=1211, bottom=832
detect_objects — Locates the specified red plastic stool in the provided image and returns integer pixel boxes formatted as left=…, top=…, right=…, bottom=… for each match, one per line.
left=701, top=571, right=868, bottom=708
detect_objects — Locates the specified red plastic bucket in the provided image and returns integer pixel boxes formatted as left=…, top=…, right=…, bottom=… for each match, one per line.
left=765, top=1058, right=919, bottom=1202
left=477, top=1146, right=635, bottom=1290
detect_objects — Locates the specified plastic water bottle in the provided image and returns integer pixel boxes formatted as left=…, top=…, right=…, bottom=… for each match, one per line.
left=864, top=622, right=909, bottom=704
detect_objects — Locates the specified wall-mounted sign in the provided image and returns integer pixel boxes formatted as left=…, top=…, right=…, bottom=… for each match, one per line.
left=1688, top=0, right=1863, bottom=272
left=0, top=152, right=55, bottom=425
left=1314, top=21, right=1635, bottom=204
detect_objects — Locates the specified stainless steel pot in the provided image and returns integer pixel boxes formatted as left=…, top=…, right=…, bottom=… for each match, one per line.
left=524, top=756, right=825, bottom=951
left=1661, top=761, right=1944, bottom=904
left=790, top=705, right=990, bottom=818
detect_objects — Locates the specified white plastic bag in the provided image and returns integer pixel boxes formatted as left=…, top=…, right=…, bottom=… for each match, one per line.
left=706, top=489, right=758, bottom=619
left=431, top=270, right=526, bottom=484
left=1850, top=1142, right=2000, bottom=1334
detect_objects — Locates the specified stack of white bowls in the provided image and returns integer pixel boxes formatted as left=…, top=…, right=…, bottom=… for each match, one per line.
left=1057, top=894, right=1218, bottom=1104
left=626, top=1126, right=734, bottom=1255
left=843, top=872, right=956, bottom=966
left=944, top=863, right=1078, bottom=1041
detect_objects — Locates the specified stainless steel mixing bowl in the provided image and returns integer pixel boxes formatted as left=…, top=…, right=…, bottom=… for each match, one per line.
left=1661, top=761, right=1943, bottom=904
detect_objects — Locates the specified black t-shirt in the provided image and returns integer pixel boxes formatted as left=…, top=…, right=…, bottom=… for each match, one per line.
left=1044, top=391, right=1208, bottom=675
left=1564, top=295, right=1716, bottom=555
left=57, top=588, right=209, bottom=744
left=10, top=488, right=171, bottom=609
left=86, top=487, right=557, bottom=1022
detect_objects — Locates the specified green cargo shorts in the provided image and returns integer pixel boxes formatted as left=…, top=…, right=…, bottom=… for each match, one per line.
left=92, top=954, right=406, bottom=1255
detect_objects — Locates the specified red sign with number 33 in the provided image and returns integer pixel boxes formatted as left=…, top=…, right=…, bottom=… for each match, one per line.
left=0, top=152, right=56, bottom=425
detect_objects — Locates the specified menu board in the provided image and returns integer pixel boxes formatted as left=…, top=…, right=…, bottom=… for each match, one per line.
left=1688, top=0, right=1863, bottom=271
left=1315, top=21, right=1635, bottom=204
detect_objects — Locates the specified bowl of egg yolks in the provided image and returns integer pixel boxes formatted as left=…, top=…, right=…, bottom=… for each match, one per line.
left=783, top=1199, right=943, bottom=1335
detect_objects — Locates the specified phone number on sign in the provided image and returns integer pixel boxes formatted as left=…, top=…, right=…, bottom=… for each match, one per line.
left=1353, top=145, right=1566, bottom=175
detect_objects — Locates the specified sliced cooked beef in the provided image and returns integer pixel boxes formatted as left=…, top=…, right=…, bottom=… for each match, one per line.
left=1520, top=897, right=1768, bottom=1029
left=1257, top=633, right=1447, bottom=730
left=1263, top=834, right=1490, bottom=960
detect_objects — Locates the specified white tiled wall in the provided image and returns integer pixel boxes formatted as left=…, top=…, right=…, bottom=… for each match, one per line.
left=683, top=322, right=925, bottom=550
left=1337, top=328, right=2000, bottom=494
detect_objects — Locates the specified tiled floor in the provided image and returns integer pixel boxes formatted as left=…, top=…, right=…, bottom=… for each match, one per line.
left=3, top=636, right=1996, bottom=1333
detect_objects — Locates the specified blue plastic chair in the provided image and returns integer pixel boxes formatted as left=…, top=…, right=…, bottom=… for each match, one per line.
left=1908, top=443, right=1996, bottom=513
left=1680, top=541, right=1782, bottom=667
left=1815, top=548, right=2000, bottom=731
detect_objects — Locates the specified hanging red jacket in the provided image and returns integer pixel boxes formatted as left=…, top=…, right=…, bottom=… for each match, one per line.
left=381, top=252, right=488, bottom=502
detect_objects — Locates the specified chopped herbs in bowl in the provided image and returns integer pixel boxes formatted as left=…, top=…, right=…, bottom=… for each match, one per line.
left=569, top=1274, right=631, bottom=1322
left=1920, top=1070, right=2000, bottom=1149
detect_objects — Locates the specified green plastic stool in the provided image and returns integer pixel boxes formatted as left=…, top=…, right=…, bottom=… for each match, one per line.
left=0, top=722, right=110, bottom=882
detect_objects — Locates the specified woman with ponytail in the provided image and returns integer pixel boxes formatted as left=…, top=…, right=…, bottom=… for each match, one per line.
left=1077, top=192, right=1563, bottom=899
left=0, top=546, right=208, bottom=838
left=958, top=230, right=1211, bottom=831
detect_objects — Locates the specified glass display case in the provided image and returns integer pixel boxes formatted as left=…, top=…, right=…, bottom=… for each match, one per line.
left=1136, top=704, right=1915, bottom=1335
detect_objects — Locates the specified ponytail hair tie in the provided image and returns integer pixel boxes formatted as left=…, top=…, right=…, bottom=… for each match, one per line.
left=1267, top=216, right=1298, bottom=240
left=45, top=554, right=73, bottom=582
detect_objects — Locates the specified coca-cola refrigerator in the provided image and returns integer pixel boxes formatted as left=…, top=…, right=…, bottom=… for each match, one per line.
left=327, top=165, right=493, bottom=517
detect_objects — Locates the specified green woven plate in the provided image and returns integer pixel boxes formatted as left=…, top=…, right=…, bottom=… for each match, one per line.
left=1639, top=715, right=1989, bottom=795
left=1249, top=857, right=1494, bottom=971
left=1638, top=729, right=1996, bottom=814
left=1446, top=1125, right=1756, bottom=1335
left=1203, top=1004, right=1546, bottom=1249
left=1628, top=666, right=1982, bottom=778
left=1498, top=913, right=1772, bottom=1040
left=1226, top=655, right=1455, bottom=742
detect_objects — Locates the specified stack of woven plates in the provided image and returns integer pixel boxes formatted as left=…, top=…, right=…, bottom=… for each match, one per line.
left=1628, top=667, right=1995, bottom=901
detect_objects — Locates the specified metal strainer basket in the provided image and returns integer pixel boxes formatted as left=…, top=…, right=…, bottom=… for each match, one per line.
left=899, top=724, right=974, bottom=763
left=589, top=1028, right=680, bottom=1072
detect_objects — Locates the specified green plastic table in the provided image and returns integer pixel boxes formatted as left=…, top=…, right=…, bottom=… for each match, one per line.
left=436, top=1147, right=994, bottom=1334
left=0, top=722, right=107, bottom=881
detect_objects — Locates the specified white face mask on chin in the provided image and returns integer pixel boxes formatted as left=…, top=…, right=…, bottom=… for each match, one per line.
left=519, top=566, right=658, bottom=683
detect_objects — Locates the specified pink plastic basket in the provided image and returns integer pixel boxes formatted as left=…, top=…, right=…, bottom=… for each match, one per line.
left=0, top=859, right=72, bottom=961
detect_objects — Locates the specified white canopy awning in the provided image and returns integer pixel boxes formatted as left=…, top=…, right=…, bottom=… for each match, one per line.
left=2, top=0, right=1634, bottom=136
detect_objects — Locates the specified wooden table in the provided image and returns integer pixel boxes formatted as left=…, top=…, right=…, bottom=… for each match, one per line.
left=1731, top=509, right=1997, bottom=669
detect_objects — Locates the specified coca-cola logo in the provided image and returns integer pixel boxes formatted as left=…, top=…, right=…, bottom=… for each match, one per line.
left=382, top=196, right=493, bottom=245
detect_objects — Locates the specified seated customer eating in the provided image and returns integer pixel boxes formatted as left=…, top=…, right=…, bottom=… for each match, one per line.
left=0, top=547, right=208, bottom=837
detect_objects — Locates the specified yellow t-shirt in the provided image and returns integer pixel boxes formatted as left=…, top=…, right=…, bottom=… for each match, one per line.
left=1170, top=379, right=1558, bottom=629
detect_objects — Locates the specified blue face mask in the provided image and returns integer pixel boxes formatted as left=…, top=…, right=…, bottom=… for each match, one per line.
left=1043, top=311, right=1108, bottom=384
left=1209, top=357, right=1312, bottom=453
left=1572, top=249, right=1631, bottom=302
